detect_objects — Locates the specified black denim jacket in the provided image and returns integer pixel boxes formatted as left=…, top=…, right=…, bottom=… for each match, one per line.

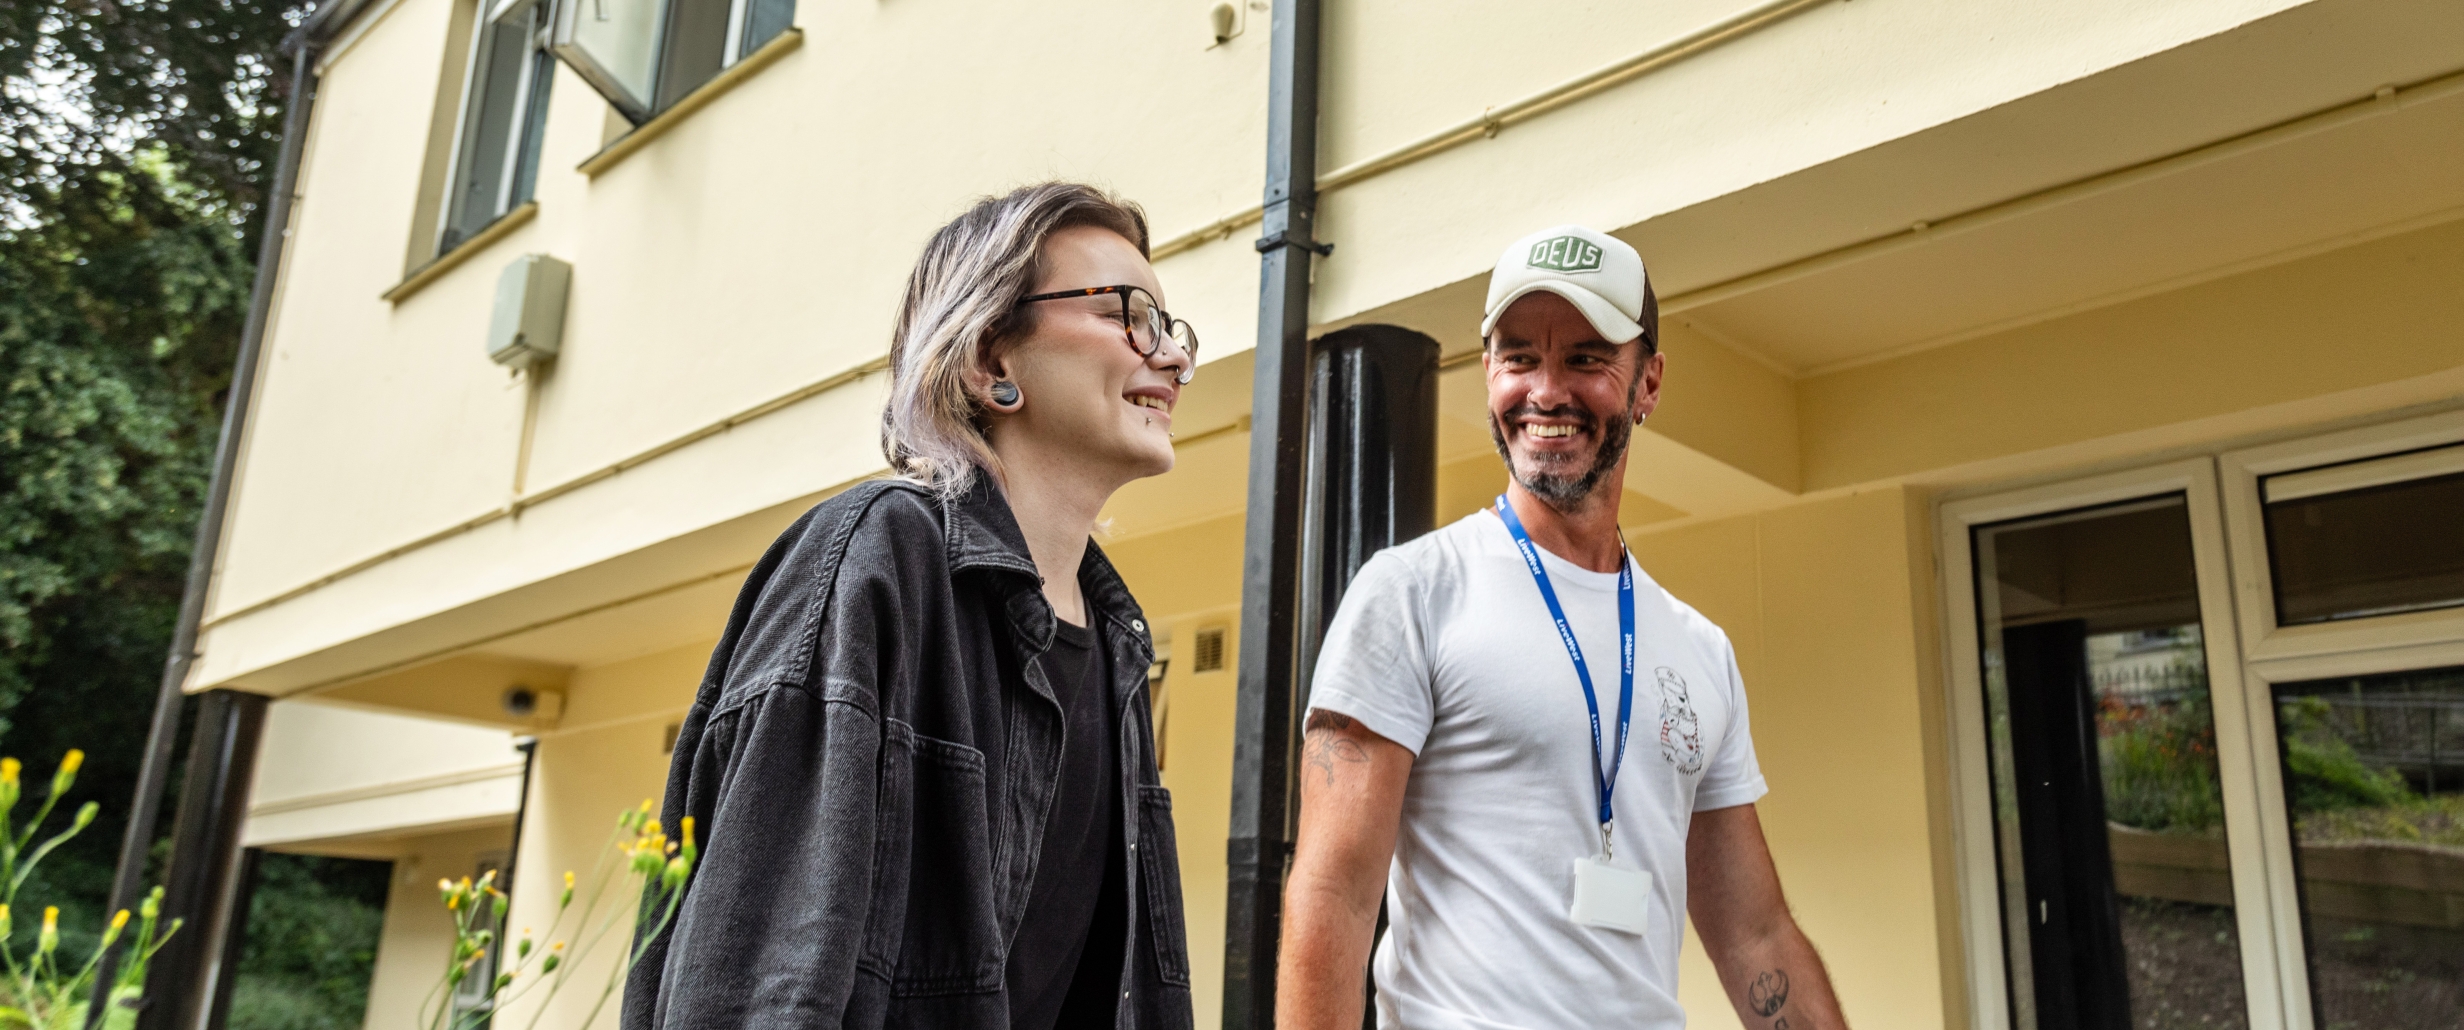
left=621, top=479, right=1194, bottom=1030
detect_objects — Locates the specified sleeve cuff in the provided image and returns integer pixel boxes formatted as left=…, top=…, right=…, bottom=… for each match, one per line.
left=1305, top=690, right=1429, bottom=756
left=1692, top=776, right=1769, bottom=813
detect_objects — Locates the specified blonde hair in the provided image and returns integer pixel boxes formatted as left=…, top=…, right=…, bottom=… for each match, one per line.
left=882, top=182, right=1151, bottom=499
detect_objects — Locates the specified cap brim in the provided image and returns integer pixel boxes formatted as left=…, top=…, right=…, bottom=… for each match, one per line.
left=1479, top=281, right=1646, bottom=344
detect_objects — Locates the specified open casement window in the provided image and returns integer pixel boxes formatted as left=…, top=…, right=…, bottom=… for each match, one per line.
left=552, top=0, right=795, bottom=124
left=440, top=0, right=555, bottom=255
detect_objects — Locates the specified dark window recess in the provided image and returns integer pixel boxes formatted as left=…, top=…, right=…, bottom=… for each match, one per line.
left=2264, top=460, right=2464, bottom=626
left=442, top=0, right=554, bottom=254
left=654, top=0, right=796, bottom=111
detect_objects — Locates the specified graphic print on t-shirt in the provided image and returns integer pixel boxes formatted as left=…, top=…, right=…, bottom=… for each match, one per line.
left=1655, top=666, right=1704, bottom=774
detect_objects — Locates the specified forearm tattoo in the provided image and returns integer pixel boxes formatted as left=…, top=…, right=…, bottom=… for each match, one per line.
left=1303, top=712, right=1369, bottom=788
left=1750, top=969, right=1792, bottom=1028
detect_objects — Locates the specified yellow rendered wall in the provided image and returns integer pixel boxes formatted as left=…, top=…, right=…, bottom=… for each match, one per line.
left=1103, top=511, right=1250, bottom=1030
left=1628, top=487, right=1958, bottom=1029
left=362, top=825, right=515, bottom=1030
left=496, top=642, right=702, bottom=1029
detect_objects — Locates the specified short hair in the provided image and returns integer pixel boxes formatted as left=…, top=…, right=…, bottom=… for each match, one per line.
left=882, top=183, right=1150, bottom=499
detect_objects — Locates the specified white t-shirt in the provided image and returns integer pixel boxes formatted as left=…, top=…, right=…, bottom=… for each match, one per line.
left=1308, top=510, right=1768, bottom=1030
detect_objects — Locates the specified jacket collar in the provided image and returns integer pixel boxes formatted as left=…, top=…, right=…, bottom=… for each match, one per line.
left=942, top=474, right=1042, bottom=579
left=941, top=474, right=1149, bottom=656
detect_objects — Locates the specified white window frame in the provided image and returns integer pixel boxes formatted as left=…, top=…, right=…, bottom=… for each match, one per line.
left=2219, top=409, right=2464, bottom=664
left=436, top=0, right=555, bottom=257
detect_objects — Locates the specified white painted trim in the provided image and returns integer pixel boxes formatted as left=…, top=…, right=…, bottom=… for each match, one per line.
left=2263, top=442, right=2464, bottom=503
left=721, top=0, right=750, bottom=67
left=2220, top=410, right=2464, bottom=664
left=249, top=761, right=527, bottom=816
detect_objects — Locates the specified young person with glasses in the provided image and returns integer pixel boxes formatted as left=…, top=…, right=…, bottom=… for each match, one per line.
left=1278, top=226, right=1848, bottom=1030
left=625, top=183, right=1200, bottom=1030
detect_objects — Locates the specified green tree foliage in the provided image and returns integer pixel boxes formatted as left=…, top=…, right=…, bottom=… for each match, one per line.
left=1, top=3, right=388, bottom=1026
left=227, top=855, right=391, bottom=1030
left=2, top=0, right=309, bottom=864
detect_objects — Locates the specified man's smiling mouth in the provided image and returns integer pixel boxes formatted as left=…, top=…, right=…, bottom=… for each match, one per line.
left=1525, top=424, right=1581, bottom=439
left=1131, top=395, right=1170, bottom=411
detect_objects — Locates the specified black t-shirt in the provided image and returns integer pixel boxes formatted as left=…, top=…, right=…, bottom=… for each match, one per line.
left=1006, top=616, right=1126, bottom=1030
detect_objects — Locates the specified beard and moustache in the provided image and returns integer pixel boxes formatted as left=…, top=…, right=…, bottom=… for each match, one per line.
left=1488, top=375, right=1640, bottom=511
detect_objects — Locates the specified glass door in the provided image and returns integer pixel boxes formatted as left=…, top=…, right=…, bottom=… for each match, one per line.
left=1971, top=494, right=2254, bottom=1030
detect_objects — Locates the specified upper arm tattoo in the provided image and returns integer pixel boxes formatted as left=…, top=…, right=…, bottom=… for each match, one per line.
left=1302, top=711, right=1370, bottom=788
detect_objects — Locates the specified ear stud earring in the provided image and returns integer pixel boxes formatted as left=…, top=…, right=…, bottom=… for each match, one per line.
left=989, top=380, right=1021, bottom=408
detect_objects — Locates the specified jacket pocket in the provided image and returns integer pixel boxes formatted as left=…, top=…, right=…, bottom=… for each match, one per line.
left=869, top=720, right=1004, bottom=997
left=1137, top=784, right=1192, bottom=987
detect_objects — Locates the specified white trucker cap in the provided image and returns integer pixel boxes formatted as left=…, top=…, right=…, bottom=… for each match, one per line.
left=1481, top=225, right=1655, bottom=347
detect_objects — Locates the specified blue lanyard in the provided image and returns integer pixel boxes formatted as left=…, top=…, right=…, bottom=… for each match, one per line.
left=1494, top=495, right=1635, bottom=856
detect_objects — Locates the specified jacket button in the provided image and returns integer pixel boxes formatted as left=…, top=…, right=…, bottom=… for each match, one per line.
left=1131, top=619, right=1145, bottom=633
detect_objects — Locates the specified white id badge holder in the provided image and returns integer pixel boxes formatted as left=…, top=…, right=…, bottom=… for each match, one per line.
left=1571, top=856, right=1653, bottom=935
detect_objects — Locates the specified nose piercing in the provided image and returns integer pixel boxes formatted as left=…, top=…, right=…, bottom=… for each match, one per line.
left=990, top=380, right=1021, bottom=408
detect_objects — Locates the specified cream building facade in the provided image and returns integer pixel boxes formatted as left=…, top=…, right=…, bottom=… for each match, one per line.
left=207, top=0, right=2464, bottom=1026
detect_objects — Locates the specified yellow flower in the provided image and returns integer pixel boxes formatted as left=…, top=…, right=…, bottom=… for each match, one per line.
left=2, top=757, right=20, bottom=785
left=38, top=907, right=59, bottom=955
left=59, top=750, right=82, bottom=775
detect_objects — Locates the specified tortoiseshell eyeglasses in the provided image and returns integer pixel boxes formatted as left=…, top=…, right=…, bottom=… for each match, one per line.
left=1017, top=285, right=1200, bottom=385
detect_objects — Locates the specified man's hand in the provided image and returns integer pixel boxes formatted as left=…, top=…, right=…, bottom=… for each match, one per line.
left=1688, top=804, right=1849, bottom=1030
left=1276, top=710, right=1414, bottom=1030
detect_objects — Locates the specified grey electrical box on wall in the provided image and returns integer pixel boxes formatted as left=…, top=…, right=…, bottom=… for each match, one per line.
left=486, top=254, right=571, bottom=369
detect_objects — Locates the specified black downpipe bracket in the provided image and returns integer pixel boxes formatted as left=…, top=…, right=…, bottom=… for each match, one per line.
left=1223, top=0, right=1327, bottom=1023
left=90, top=35, right=321, bottom=1029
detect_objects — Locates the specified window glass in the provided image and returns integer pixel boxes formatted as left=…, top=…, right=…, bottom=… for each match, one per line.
left=653, top=0, right=733, bottom=112
left=442, top=0, right=553, bottom=254
left=555, top=0, right=793, bottom=123
left=1974, top=495, right=2250, bottom=1030
left=2270, top=665, right=2464, bottom=1026
left=739, top=0, right=794, bottom=56
left=2264, top=456, right=2464, bottom=626
left=555, top=0, right=668, bottom=120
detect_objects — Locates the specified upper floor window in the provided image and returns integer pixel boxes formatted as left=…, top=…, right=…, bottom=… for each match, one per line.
left=441, top=0, right=556, bottom=254
left=554, top=0, right=795, bottom=124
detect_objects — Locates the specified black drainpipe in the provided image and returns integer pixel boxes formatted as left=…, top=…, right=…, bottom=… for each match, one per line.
left=89, top=30, right=322, bottom=1029
left=1224, top=0, right=1328, bottom=1025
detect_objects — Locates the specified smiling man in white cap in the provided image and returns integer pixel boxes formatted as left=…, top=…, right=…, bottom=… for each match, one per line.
left=1277, top=226, right=1848, bottom=1030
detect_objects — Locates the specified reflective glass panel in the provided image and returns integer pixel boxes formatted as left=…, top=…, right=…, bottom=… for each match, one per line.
left=1975, top=495, right=2249, bottom=1030
left=2264, top=459, right=2464, bottom=626
left=2271, top=665, right=2464, bottom=1026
